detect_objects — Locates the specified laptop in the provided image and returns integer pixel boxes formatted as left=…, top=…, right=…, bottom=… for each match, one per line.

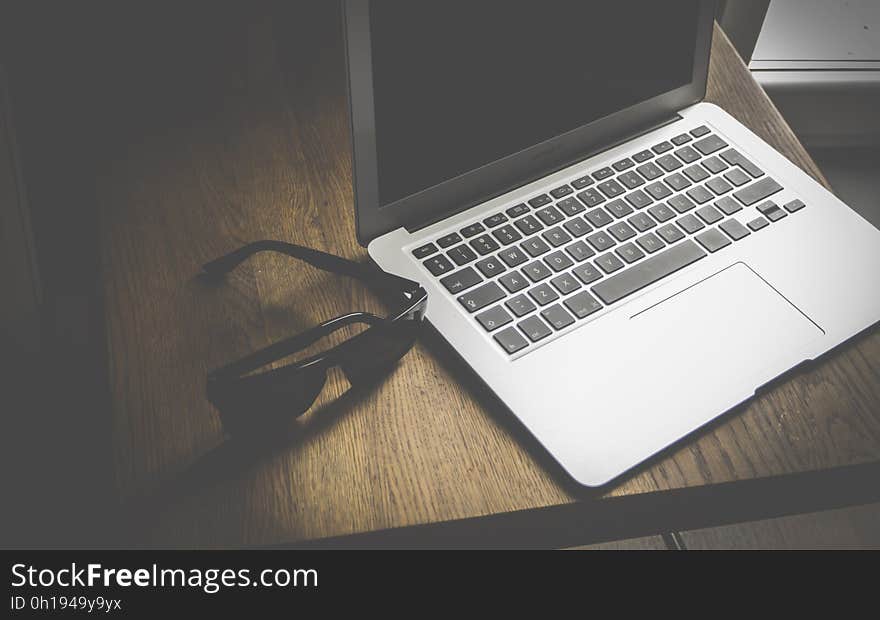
left=342, top=0, right=880, bottom=487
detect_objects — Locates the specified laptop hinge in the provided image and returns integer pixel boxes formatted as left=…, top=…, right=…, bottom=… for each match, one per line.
left=405, top=112, right=683, bottom=234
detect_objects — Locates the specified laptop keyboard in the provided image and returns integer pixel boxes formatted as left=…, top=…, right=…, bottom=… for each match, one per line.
left=411, top=126, right=807, bottom=356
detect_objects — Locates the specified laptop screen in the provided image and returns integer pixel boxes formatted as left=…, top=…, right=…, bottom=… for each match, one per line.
left=369, top=1, right=701, bottom=207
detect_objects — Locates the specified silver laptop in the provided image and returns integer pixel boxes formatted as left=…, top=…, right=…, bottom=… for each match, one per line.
left=343, top=0, right=880, bottom=487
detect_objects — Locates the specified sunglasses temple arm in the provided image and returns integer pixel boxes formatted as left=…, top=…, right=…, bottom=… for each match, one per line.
left=209, top=312, right=384, bottom=380
left=203, top=240, right=422, bottom=298
left=202, top=240, right=385, bottom=281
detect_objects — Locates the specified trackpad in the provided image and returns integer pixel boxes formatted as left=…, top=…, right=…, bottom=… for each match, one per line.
left=628, top=263, right=822, bottom=411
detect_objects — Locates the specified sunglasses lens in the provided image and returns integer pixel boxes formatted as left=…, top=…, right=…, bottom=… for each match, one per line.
left=339, top=320, right=420, bottom=385
left=208, top=363, right=327, bottom=437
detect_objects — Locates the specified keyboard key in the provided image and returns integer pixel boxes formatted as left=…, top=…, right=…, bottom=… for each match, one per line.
left=693, top=134, right=728, bottom=155
left=475, top=256, right=506, bottom=277
left=648, top=203, right=676, bottom=222
left=515, top=214, right=543, bottom=235
left=606, top=199, right=634, bottom=219
left=542, top=226, right=572, bottom=247
left=734, top=177, right=783, bottom=206
left=544, top=250, right=574, bottom=272
left=686, top=185, right=714, bottom=204
left=673, top=192, right=703, bottom=212
left=448, top=244, right=478, bottom=265
left=564, top=240, right=595, bottom=262
left=595, top=252, right=625, bottom=273
left=695, top=227, right=732, bottom=253
left=506, top=203, right=530, bottom=218
left=720, top=148, right=764, bottom=178
left=674, top=145, right=701, bottom=163
left=644, top=181, right=673, bottom=200
left=719, top=218, right=750, bottom=241
left=628, top=211, right=657, bottom=232
left=706, top=176, right=733, bottom=195
left=541, top=304, right=575, bottom=330
left=476, top=306, right=513, bottom=332
left=493, top=224, right=523, bottom=245
left=756, top=200, right=787, bottom=222
left=423, top=254, right=454, bottom=276
left=625, top=189, right=653, bottom=209
left=523, top=260, right=553, bottom=282
left=470, top=235, right=500, bottom=255
left=586, top=230, right=616, bottom=251
left=437, top=232, right=462, bottom=248
left=522, top=237, right=551, bottom=257
left=683, top=164, right=710, bottom=183
left=657, top=222, right=685, bottom=244
left=633, top=149, right=654, bottom=163
left=748, top=216, right=769, bottom=231
left=591, top=239, right=706, bottom=305
left=483, top=213, right=508, bottom=227
left=529, top=283, right=559, bottom=306
left=616, top=242, right=645, bottom=264
left=528, top=194, right=552, bottom=208
left=671, top=133, right=692, bottom=146
left=690, top=125, right=710, bottom=137
left=702, top=155, right=729, bottom=174
left=676, top=213, right=705, bottom=234
left=564, top=290, right=603, bottom=319
left=612, top=158, right=635, bottom=171
left=498, top=246, right=528, bottom=267
left=499, top=270, right=529, bottom=293
left=577, top=188, right=606, bottom=208
left=550, top=273, right=582, bottom=295
left=458, top=281, right=505, bottom=312
left=584, top=208, right=613, bottom=228
left=556, top=196, right=585, bottom=216
left=593, top=167, right=614, bottom=181
left=714, top=196, right=742, bottom=216
left=550, top=185, right=573, bottom=199
left=724, top=168, right=751, bottom=186
left=695, top=205, right=723, bottom=224
left=572, top=262, right=603, bottom=284
left=564, top=216, right=592, bottom=237
left=494, top=326, right=529, bottom=354
left=618, top=170, right=645, bottom=189
left=440, top=267, right=482, bottom=294
left=636, top=161, right=664, bottom=181
left=608, top=221, right=637, bottom=241
left=657, top=154, right=683, bottom=172
left=665, top=172, right=692, bottom=192
left=571, top=175, right=594, bottom=189
left=413, top=243, right=437, bottom=259
left=597, top=179, right=626, bottom=198
left=461, top=223, right=485, bottom=238
left=636, top=232, right=666, bottom=254
left=784, top=199, right=805, bottom=213
left=652, top=141, right=673, bottom=154
left=536, top=205, right=564, bottom=226
left=506, top=294, right=536, bottom=317
left=518, top=316, right=552, bottom=342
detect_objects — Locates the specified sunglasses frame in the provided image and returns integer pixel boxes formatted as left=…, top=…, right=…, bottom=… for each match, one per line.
left=203, top=240, right=427, bottom=433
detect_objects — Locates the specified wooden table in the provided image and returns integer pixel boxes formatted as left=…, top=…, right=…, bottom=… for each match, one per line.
left=99, top=6, right=880, bottom=548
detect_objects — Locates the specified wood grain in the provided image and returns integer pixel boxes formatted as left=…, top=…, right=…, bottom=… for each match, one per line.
left=98, top=6, right=880, bottom=547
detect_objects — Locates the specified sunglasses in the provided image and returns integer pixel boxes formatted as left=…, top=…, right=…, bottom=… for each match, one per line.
left=203, top=240, right=427, bottom=437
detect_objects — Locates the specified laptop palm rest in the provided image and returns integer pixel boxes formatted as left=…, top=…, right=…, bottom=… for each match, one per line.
left=629, top=262, right=823, bottom=406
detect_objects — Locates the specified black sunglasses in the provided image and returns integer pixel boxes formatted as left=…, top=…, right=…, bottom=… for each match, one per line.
left=203, top=240, right=427, bottom=437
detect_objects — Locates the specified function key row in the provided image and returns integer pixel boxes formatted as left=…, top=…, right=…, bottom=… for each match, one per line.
left=415, top=129, right=728, bottom=258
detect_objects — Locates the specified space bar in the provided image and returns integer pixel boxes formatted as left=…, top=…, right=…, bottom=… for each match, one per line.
left=591, top=240, right=707, bottom=305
